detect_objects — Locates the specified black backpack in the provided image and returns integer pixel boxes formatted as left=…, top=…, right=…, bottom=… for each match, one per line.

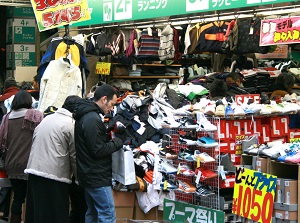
left=0, top=101, right=7, bottom=124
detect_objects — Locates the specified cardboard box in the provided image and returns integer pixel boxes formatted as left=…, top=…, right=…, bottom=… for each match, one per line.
left=276, top=219, right=297, bottom=223
left=284, top=180, right=298, bottom=204
left=255, top=157, right=267, bottom=173
left=274, top=202, right=298, bottom=211
left=274, top=210, right=298, bottom=221
left=113, top=191, right=135, bottom=220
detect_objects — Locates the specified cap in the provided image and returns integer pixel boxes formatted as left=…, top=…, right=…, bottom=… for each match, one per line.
left=4, top=77, right=17, bottom=90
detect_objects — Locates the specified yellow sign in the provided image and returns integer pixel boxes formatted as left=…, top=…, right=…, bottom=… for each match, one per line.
left=232, top=167, right=277, bottom=223
left=30, top=0, right=91, bottom=32
left=95, top=62, right=111, bottom=75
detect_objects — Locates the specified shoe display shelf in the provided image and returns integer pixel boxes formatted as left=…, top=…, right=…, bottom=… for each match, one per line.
left=167, top=117, right=222, bottom=211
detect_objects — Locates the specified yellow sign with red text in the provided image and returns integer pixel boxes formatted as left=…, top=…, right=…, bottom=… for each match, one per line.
left=233, top=167, right=277, bottom=223
left=95, top=62, right=111, bottom=75
left=30, top=0, right=91, bottom=32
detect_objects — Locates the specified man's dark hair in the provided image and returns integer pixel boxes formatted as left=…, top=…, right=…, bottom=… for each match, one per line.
left=209, top=80, right=227, bottom=98
left=93, top=84, right=117, bottom=101
left=226, top=72, right=241, bottom=82
left=62, top=95, right=82, bottom=113
left=11, top=90, right=32, bottom=110
left=273, top=72, right=295, bottom=91
left=33, top=75, right=39, bottom=83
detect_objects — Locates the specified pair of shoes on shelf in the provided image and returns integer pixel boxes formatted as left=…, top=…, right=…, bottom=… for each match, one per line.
left=195, top=112, right=218, bottom=132
left=195, top=183, right=215, bottom=196
left=178, top=148, right=195, bottom=162
left=177, top=180, right=196, bottom=193
left=159, top=147, right=178, bottom=159
left=196, top=136, right=218, bottom=148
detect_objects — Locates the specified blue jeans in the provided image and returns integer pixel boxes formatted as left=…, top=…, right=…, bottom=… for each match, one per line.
left=84, top=186, right=116, bottom=223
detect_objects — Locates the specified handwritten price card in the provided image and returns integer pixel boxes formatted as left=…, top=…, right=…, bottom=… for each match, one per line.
left=95, top=62, right=111, bottom=75
left=232, top=167, right=277, bottom=223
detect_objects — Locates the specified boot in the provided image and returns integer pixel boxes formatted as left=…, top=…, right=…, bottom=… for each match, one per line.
left=10, top=214, right=21, bottom=223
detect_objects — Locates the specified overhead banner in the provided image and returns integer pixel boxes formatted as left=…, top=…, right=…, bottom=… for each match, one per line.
left=232, top=167, right=277, bottom=223
left=260, top=16, right=300, bottom=46
left=30, top=0, right=91, bottom=32
left=73, top=0, right=296, bottom=27
left=163, top=198, right=224, bottom=223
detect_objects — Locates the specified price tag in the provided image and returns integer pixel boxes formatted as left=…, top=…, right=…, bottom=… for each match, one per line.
left=164, top=180, right=168, bottom=190
left=95, top=62, right=111, bottom=75
left=197, top=157, right=200, bottom=168
left=177, top=163, right=181, bottom=175
left=195, top=170, right=201, bottom=184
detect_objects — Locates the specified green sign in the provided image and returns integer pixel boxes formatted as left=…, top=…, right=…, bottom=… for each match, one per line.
left=6, top=44, right=36, bottom=68
left=163, top=199, right=224, bottom=223
left=72, top=0, right=297, bottom=27
left=7, top=6, right=34, bottom=18
left=7, top=18, right=36, bottom=43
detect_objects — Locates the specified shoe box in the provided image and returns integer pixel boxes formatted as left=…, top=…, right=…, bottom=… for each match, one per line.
left=241, top=154, right=258, bottom=170
left=255, top=157, right=268, bottom=173
left=113, top=190, right=135, bottom=220
left=274, top=178, right=298, bottom=221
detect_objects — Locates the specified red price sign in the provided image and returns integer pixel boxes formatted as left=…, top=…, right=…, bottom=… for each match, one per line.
left=232, top=167, right=277, bottom=223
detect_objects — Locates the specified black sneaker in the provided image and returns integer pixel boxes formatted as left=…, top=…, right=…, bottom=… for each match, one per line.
left=196, top=184, right=215, bottom=196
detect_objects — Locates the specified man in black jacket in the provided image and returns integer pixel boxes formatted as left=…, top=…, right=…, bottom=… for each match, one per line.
left=73, top=84, right=124, bottom=223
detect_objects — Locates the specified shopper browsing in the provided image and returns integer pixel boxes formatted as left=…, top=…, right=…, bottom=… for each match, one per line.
left=73, top=84, right=125, bottom=223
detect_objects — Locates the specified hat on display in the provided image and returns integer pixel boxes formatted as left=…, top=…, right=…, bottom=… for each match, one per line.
left=4, top=77, right=18, bottom=89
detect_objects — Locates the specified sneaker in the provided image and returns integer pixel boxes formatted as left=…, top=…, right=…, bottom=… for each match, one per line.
left=220, top=153, right=236, bottom=172
left=195, top=112, right=217, bottom=132
left=225, top=105, right=234, bottom=116
left=241, top=135, right=258, bottom=153
left=204, top=103, right=215, bottom=115
left=180, top=117, right=198, bottom=128
left=178, top=163, right=195, bottom=176
left=177, top=180, right=196, bottom=193
left=160, top=179, right=178, bottom=190
left=178, top=148, right=195, bottom=162
left=178, top=135, right=198, bottom=146
left=195, top=167, right=218, bottom=180
left=215, top=104, right=225, bottom=116
left=196, top=136, right=218, bottom=148
left=194, top=151, right=215, bottom=163
left=159, top=147, right=178, bottom=159
left=195, top=184, right=215, bottom=196
left=234, top=105, right=245, bottom=116
left=285, top=151, right=300, bottom=163
left=157, top=160, right=177, bottom=174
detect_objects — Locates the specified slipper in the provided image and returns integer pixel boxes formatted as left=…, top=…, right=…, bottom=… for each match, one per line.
left=196, top=136, right=218, bottom=148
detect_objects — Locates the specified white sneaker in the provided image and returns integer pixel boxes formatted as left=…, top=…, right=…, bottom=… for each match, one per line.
left=195, top=112, right=217, bottom=132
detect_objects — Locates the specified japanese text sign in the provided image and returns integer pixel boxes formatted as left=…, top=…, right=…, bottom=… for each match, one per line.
left=260, top=16, right=300, bottom=46
left=30, top=0, right=91, bottom=32
left=163, top=198, right=224, bottom=223
left=232, top=167, right=277, bottom=223
left=95, top=62, right=111, bottom=75
left=74, top=0, right=297, bottom=27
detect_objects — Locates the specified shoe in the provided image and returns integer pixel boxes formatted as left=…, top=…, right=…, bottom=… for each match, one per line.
left=195, top=184, right=215, bottom=196
left=204, top=103, right=215, bottom=115
left=177, top=180, right=196, bottom=193
left=160, top=179, right=178, bottom=190
left=178, top=135, right=198, bottom=146
left=195, top=112, right=217, bottom=132
left=195, top=167, right=218, bottom=181
left=234, top=105, right=245, bottom=116
left=277, top=147, right=299, bottom=162
left=178, top=163, right=195, bottom=176
left=157, top=160, right=177, bottom=174
left=225, top=105, right=234, bottom=116
left=285, top=151, right=300, bottom=163
left=178, top=148, right=195, bottom=162
left=196, top=136, right=218, bottom=148
left=180, top=117, right=198, bottom=128
left=194, top=151, right=215, bottom=163
left=243, top=103, right=261, bottom=115
left=159, top=147, right=178, bottom=159
left=243, top=144, right=259, bottom=155
left=215, top=104, right=225, bottom=116
left=241, top=135, right=258, bottom=152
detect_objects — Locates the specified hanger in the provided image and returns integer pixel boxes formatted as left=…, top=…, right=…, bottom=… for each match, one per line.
left=63, top=25, right=71, bottom=65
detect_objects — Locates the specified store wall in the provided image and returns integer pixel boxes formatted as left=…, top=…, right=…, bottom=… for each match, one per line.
left=0, top=7, right=6, bottom=86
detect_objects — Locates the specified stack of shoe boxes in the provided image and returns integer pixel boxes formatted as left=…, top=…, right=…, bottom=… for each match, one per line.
left=274, top=178, right=298, bottom=222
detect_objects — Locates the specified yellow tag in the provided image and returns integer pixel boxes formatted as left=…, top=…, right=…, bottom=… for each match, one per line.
left=164, top=180, right=167, bottom=190
left=95, top=62, right=111, bottom=75
left=197, top=157, right=200, bottom=168
left=177, top=163, right=181, bottom=175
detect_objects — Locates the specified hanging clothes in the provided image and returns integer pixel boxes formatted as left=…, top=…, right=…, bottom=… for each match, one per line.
left=38, top=57, right=82, bottom=113
left=137, top=28, right=161, bottom=60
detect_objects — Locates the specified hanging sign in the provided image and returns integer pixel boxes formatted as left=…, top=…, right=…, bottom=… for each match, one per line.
left=260, top=16, right=300, bottom=46
left=72, top=0, right=296, bottom=27
left=163, top=198, right=224, bottom=223
left=232, top=167, right=277, bottom=223
left=256, top=45, right=288, bottom=59
left=30, top=0, right=91, bottom=32
left=95, top=62, right=111, bottom=75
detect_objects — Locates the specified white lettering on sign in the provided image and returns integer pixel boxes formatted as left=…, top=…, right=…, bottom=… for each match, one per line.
left=235, top=94, right=260, bottom=106
left=114, top=0, right=132, bottom=20
left=138, top=0, right=168, bottom=12
left=212, top=0, right=232, bottom=8
left=186, top=0, right=208, bottom=12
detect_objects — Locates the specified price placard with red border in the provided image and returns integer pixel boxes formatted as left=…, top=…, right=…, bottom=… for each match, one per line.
left=30, top=0, right=91, bottom=32
left=232, top=167, right=277, bottom=223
